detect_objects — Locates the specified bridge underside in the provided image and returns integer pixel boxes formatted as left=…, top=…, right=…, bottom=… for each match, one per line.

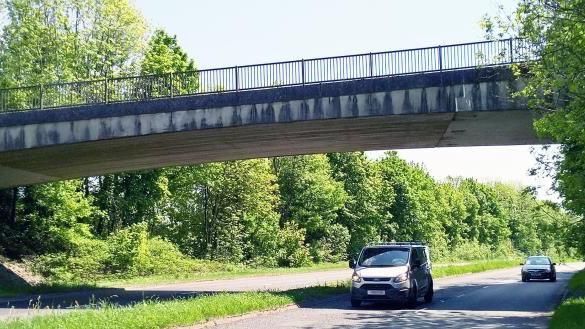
left=0, top=109, right=539, bottom=188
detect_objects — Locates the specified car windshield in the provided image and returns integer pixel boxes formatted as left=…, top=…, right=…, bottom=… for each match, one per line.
left=525, top=257, right=550, bottom=265
left=358, top=247, right=409, bottom=267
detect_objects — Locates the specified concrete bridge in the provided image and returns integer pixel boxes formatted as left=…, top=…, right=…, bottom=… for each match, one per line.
left=0, top=39, right=541, bottom=188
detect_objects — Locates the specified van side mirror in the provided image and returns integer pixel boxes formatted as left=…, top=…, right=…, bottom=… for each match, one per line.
left=519, top=263, right=524, bottom=266
left=553, top=262, right=557, bottom=266
left=349, top=259, right=356, bottom=269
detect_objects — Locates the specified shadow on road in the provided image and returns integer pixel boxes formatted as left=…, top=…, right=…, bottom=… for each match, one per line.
left=288, top=272, right=575, bottom=329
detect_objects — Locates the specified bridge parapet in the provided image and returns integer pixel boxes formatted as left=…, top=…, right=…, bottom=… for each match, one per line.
left=0, top=39, right=534, bottom=114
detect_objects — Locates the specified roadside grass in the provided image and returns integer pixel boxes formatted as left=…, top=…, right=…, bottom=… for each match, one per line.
left=549, top=270, right=585, bottom=329
left=432, top=259, right=520, bottom=278
left=2, top=283, right=348, bottom=329
left=98, top=261, right=347, bottom=287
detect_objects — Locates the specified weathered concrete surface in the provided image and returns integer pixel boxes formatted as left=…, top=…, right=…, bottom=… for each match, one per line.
left=0, top=68, right=543, bottom=188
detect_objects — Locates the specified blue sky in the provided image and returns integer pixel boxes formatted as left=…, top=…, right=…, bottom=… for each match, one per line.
left=134, top=0, right=558, bottom=201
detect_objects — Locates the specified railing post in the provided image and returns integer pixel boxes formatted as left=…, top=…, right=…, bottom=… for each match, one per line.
left=438, top=45, right=443, bottom=72
left=301, top=59, right=305, bottom=86
left=509, top=38, right=514, bottom=63
left=369, top=53, right=373, bottom=77
left=170, top=72, right=174, bottom=98
left=235, top=66, right=239, bottom=91
left=39, top=84, right=44, bottom=110
left=104, top=78, right=108, bottom=104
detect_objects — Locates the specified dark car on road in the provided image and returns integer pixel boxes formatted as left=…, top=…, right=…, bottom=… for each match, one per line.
left=349, top=242, right=433, bottom=307
left=520, top=256, right=556, bottom=282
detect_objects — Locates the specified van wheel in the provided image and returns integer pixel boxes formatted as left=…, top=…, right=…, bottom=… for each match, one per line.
left=550, top=275, right=557, bottom=282
left=424, top=279, right=434, bottom=303
left=406, top=283, right=417, bottom=308
left=351, top=299, right=361, bottom=307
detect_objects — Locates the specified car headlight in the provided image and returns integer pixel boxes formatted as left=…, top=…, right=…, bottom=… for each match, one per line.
left=352, top=273, right=361, bottom=283
left=393, top=272, right=408, bottom=283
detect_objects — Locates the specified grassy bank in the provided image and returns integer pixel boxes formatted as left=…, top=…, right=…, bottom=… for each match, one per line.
left=99, top=261, right=347, bottom=287
left=3, top=284, right=348, bottom=329
left=432, top=259, right=520, bottom=278
left=550, top=270, right=585, bottom=329
left=2, top=259, right=523, bottom=329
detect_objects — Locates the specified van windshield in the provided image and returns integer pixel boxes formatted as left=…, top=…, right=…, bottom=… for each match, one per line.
left=358, top=247, right=410, bottom=267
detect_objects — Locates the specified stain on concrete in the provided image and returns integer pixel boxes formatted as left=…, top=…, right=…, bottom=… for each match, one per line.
left=402, top=90, right=414, bottom=114
left=383, top=92, right=394, bottom=114
left=231, top=107, right=242, bottom=126
left=262, top=104, right=275, bottom=123
left=0, top=72, right=524, bottom=153
left=420, top=88, right=429, bottom=113
left=248, top=104, right=259, bottom=124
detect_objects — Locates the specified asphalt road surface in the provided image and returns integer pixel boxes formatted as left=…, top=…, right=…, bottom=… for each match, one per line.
left=1, top=263, right=583, bottom=328
left=0, top=268, right=352, bottom=320
left=196, top=263, right=584, bottom=329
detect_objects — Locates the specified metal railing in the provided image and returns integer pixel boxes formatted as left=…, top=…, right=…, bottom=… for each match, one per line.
left=0, top=38, right=535, bottom=113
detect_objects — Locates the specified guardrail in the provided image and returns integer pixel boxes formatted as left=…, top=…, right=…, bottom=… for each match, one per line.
left=0, top=38, right=535, bottom=113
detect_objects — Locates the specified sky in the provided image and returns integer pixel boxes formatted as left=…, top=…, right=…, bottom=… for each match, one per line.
left=133, top=0, right=559, bottom=201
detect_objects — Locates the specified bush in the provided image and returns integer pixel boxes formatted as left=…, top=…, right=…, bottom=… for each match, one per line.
left=309, top=224, right=350, bottom=263
left=276, top=223, right=312, bottom=267
left=32, top=236, right=109, bottom=281
left=437, top=241, right=504, bottom=263
left=31, top=223, right=209, bottom=281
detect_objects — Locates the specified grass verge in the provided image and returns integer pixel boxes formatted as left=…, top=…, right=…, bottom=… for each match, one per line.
left=432, top=259, right=520, bottom=278
left=99, top=261, right=347, bottom=287
left=549, top=270, right=585, bottom=329
left=2, top=284, right=348, bottom=329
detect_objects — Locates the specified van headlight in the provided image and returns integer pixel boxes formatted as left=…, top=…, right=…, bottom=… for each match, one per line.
left=352, top=273, right=361, bottom=283
left=393, top=272, right=408, bottom=283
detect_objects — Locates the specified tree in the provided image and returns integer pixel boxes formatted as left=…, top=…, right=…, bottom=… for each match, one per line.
left=273, top=155, right=347, bottom=244
left=163, top=160, right=280, bottom=264
left=0, top=0, right=148, bottom=257
left=483, top=1, right=585, bottom=251
left=0, top=0, right=147, bottom=86
left=141, top=29, right=195, bottom=74
left=377, top=152, right=448, bottom=257
left=90, top=28, right=198, bottom=236
left=327, top=152, right=385, bottom=256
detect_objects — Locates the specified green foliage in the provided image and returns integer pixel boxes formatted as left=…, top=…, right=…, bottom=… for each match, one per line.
left=274, top=155, right=347, bottom=242
left=483, top=0, right=585, bottom=254
left=141, top=29, right=198, bottom=96
left=0, top=0, right=147, bottom=86
left=276, top=223, right=311, bottom=267
left=327, top=152, right=385, bottom=257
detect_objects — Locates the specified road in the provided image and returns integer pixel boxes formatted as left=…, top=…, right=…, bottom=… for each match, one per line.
left=1, top=263, right=582, bottom=328
left=192, top=263, right=584, bottom=329
left=0, top=269, right=352, bottom=320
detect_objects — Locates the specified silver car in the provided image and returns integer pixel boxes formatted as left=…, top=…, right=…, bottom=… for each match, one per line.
left=520, top=256, right=557, bottom=282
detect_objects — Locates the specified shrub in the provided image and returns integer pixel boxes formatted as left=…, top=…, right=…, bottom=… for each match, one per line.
left=276, top=223, right=312, bottom=267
